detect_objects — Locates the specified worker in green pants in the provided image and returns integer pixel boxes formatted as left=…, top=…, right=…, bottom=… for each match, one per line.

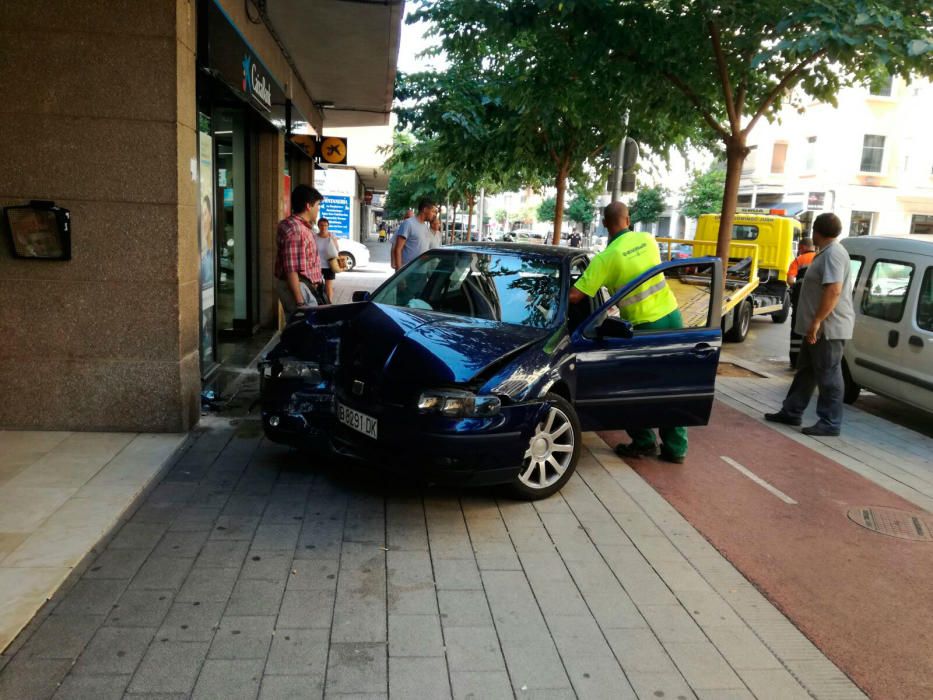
left=569, top=203, right=688, bottom=464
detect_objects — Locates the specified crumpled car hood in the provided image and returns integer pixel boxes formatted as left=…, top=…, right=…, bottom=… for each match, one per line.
left=280, top=302, right=549, bottom=386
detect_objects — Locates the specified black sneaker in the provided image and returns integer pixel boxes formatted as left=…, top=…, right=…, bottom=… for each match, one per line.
left=802, top=423, right=840, bottom=437
left=615, top=442, right=659, bottom=459
left=764, top=411, right=802, bottom=426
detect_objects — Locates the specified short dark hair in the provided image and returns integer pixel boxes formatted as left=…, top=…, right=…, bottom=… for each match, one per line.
left=416, top=197, right=436, bottom=213
left=812, top=213, right=842, bottom=238
left=291, top=185, right=324, bottom=214
left=318, top=217, right=329, bottom=225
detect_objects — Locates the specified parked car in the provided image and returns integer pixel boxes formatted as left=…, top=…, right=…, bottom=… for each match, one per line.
left=334, top=237, right=370, bottom=270
left=259, top=243, right=723, bottom=499
left=841, top=236, right=933, bottom=413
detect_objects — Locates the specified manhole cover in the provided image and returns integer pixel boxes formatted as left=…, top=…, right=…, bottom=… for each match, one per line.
left=847, top=507, right=933, bottom=541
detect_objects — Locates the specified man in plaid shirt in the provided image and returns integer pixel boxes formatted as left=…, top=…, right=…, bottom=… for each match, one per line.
left=275, top=185, right=327, bottom=313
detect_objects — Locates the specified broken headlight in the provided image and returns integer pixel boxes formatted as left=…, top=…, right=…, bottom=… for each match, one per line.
left=417, top=389, right=501, bottom=417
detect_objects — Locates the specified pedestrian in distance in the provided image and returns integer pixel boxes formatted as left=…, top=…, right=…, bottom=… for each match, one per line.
left=392, top=198, right=438, bottom=270
left=570, top=230, right=582, bottom=248
left=429, top=213, right=443, bottom=249
left=569, top=202, right=688, bottom=463
left=787, top=237, right=816, bottom=286
left=274, top=185, right=327, bottom=314
left=315, top=217, right=339, bottom=304
left=766, top=213, right=854, bottom=436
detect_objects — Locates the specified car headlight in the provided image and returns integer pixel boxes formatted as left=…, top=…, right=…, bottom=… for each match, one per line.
left=417, top=389, right=501, bottom=417
left=278, top=359, right=322, bottom=382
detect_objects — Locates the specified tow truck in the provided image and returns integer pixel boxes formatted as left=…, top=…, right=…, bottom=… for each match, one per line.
left=656, top=208, right=803, bottom=342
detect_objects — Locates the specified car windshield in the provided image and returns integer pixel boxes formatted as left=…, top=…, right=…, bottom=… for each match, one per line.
left=370, top=250, right=563, bottom=328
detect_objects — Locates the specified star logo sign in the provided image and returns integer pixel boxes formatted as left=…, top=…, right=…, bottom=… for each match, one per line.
left=242, top=55, right=252, bottom=94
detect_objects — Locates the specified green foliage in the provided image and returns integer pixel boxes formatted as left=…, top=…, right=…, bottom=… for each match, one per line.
left=630, top=187, right=666, bottom=226
left=493, top=207, right=508, bottom=224
left=680, top=168, right=726, bottom=220
left=537, top=197, right=558, bottom=223
left=382, top=132, right=443, bottom=219
left=566, top=194, right=596, bottom=226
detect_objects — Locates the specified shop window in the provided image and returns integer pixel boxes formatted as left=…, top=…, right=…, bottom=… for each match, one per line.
left=770, top=143, right=788, bottom=174
left=910, top=214, right=933, bottom=236
left=860, top=135, right=885, bottom=173
left=917, top=268, right=933, bottom=332
left=849, top=211, right=874, bottom=237
left=861, top=260, right=913, bottom=322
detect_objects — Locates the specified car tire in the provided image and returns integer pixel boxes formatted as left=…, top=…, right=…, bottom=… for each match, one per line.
left=771, top=291, right=791, bottom=324
left=339, top=252, right=356, bottom=271
left=725, top=300, right=752, bottom=343
left=508, top=393, right=581, bottom=501
left=842, top=359, right=861, bottom=404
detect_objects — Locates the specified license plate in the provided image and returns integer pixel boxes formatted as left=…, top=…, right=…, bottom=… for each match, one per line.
left=337, top=402, right=378, bottom=440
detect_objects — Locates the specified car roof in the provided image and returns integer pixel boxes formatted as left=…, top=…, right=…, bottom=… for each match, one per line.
left=443, top=242, right=584, bottom=260
left=842, top=235, right=933, bottom=256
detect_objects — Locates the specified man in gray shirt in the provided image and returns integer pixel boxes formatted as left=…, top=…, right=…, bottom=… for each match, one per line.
left=392, top=198, right=437, bottom=270
left=766, top=213, right=854, bottom=436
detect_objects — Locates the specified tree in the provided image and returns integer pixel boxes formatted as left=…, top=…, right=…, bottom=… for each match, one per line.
left=611, top=1, right=933, bottom=261
left=537, top=197, right=558, bottom=223
left=630, top=187, right=667, bottom=226
left=566, top=194, right=596, bottom=228
left=493, top=207, right=508, bottom=225
left=681, top=167, right=726, bottom=220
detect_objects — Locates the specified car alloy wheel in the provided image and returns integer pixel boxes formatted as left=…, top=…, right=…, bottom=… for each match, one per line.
left=340, top=252, right=356, bottom=271
left=518, top=405, right=575, bottom=490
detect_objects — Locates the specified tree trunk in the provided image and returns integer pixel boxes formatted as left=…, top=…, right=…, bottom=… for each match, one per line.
left=552, top=164, right=569, bottom=245
left=451, top=202, right=458, bottom=241
left=466, top=193, right=475, bottom=242
left=716, top=134, right=749, bottom=263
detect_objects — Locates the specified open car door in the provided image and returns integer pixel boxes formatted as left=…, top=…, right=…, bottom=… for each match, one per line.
left=570, top=258, right=723, bottom=431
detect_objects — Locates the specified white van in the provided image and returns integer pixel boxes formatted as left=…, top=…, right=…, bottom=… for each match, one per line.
left=841, top=236, right=933, bottom=413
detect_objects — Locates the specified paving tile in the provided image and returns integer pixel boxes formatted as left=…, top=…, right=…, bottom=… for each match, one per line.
left=437, top=589, right=492, bottom=627
left=546, top=615, right=611, bottom=656
left=604, top=628, right=679, bottom=674
left=129, top=557, right=194, bottom=591
left=106, top=590, right=173, bottom=628
left=325, top=642, right=387, bottom=695
left=84, top=548, right=150, bottom=580
left=738, top=668, right=811, bottom=700
left=266, top=628, right=329, bottom=675
left=432, top=558, right=483, bottom=590
left=155, top=601, right=224, bottom=642
left=449, top=670, right=513, bottom=700
left=500, top=640, right=572, bottom=692
left=387, top=614, right=444, bottom=657
left=563, top=653, right=637, bottom=699
left=72, top=626, right=155, bottom=675
left=226, top=578, right=286, bottom=616
left=389, top=657, right=450, bottom=698
left=151, top=530, right=210, bottom=559
left=194, top=539, right=249, bottom=568
left=332, top=544, right=387, bottom=643
left=443, top=626, right=505, bottom=671
left=209, top=515, right=260, bottom=541
left=665, top=641, right=746, bottom=691
left=0, top=656, right=71, bottom=700
left=208, top=615, right=275, bottom=660
left=109, top=522, right=169, bottom=551
left=176, top=567, right=239, bottom=603
left=51, top=673, right=130, bottom=700
left=639, top=604, right=708, bottom=644
left=53, top=579, right=127, bottom=616
left=258, top=674, right=324, bottom=700
left=251, top=522, right=301, bottom=551
left=286, top=559, right=339, bottom=591
left=626, top=670, right=696, bottom=700
left=703, top=626, right=783, bottom=671
left=277, top=589, right=336, bottom=629
left=21, top=613, right=104, bottom=660
left=191, top=658, right=264, bottom=700
left=169, top=506, right=222, bottom=532
left=128, top=640, right=209, bottom=695
left=241, top=550, right=293, bottom=581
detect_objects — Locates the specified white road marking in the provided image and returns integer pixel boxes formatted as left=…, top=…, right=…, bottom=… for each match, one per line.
left=720, top=456, right=798, bottom=505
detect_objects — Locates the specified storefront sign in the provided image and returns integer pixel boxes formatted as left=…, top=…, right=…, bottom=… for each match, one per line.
left=320, top=196, right=351, bottom=237
left=206, top=0, right=285, bottom=115
left=197, top=113, right=216, bottom=366
left=317, top=136, right=348, bottom=164
left=808, top=192, right=826, bottom=208
left=315, top=168, right=356, bottom=238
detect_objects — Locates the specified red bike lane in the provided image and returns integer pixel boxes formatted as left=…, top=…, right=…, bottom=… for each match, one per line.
left=600, top=400, right=933, bottom=700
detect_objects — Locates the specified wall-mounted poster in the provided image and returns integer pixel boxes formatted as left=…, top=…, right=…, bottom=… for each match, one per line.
left=4, top=202, right=71, bottom=260
left=198, top=114, right=216, bottom=368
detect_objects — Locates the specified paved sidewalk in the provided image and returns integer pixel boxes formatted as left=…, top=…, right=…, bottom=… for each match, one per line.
left=0, top=397, right=862, bottom=698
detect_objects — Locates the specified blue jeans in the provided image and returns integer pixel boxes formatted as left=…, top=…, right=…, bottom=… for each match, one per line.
left=782, top=337, right=846, bottom=432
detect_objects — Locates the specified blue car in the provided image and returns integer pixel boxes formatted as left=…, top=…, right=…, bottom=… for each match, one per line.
left=260, top=244, right=723, bottom=499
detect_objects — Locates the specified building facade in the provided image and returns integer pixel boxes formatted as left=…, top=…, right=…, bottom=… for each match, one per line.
left=0, top=0, right=401, bottom=432
left=737, top=77, right=933, bottom=237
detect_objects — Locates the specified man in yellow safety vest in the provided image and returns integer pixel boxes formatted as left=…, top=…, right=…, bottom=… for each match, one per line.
left=569, top=202, right=688, bottom=463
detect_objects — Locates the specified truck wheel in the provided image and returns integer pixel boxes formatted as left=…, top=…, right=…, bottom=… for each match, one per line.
left=842, top=360, right=860, bottom=404
left=724, top=301, right=752, bottom=343
left=771, top=291, right=791, bottom=324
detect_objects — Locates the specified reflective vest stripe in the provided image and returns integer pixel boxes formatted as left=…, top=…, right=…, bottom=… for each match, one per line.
left=617, top=277, right=668, bottom=309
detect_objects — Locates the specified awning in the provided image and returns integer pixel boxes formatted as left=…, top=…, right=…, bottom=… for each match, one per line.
left=262, top=0, right=404, bottom=128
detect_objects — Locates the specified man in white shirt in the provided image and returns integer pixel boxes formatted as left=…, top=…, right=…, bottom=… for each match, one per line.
left=392, top=198, right=437, bottom=270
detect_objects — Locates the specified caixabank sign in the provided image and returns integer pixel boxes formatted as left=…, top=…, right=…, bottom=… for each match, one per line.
left=205, top=0, right=284, bottom=115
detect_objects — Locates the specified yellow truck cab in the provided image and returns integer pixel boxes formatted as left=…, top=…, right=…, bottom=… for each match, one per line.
left=692, top=209, right=802, bottom=341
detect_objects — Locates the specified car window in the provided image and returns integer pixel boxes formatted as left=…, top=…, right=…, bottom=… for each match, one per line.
left=617, top=261, right=717, bottom=332
left=849, top=255, right=864, bottom=290
left=732, top=225, right=759, bottom=240
left=861, top=259, right=914, bottom=322
left=918, top=267, right=933, bottom=333
left=370, top=250, right=563, bottom=328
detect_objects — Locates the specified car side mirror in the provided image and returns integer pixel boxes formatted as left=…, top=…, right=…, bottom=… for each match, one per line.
left=351, top=291, right=371, bottom=302
left=597, top=317, right=633, bottom=339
